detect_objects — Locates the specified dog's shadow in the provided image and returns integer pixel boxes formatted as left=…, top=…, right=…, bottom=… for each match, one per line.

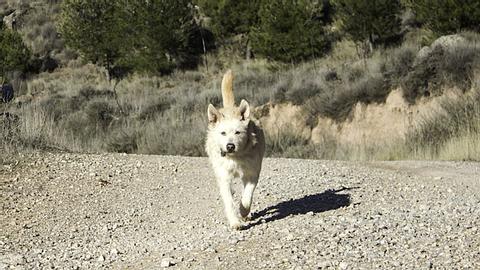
left=247, top=187, right=355, bottom=228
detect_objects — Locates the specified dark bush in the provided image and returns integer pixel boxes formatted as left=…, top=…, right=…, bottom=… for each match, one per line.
left=381, top=45, right=417, bottom=84
left=78, top=86, right=114, bottom=100
left=138, top=99, right=172, bottom=120
left=272, top=81, right=290, bottom=104
left=286, top=80, right=324, bottom=105
left=85, top=100, right=115, bottom=130
left=40, top=94, right=73, bottom=121
left=402, top=44, right=479, bottom=103
left=106, top=130, right=138, bottom=153
left=306, top=74, right=389, bottom=122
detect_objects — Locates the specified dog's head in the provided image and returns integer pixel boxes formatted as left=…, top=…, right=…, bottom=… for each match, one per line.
left=207, top=99, right=252, bottom=156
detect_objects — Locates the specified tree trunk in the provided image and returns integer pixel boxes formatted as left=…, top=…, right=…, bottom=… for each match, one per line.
left=246, top=37, right=252, bottom=61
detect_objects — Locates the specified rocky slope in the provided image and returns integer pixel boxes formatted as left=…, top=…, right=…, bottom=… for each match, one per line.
left=1, top=153, right=479, bottom=269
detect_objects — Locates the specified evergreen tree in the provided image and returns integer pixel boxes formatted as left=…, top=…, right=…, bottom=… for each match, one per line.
left=405, top=0, right=480, bottom=35
left=195, top=0, right=260, bottom=59
left=333, top=0, right=403, bottom=49
left=250, top=0, right=331, bottom=63
left=0, top=22, right=30, bottom=82
left=59, top=0, right=200, bottom=76
left=130, top=0, right=199, bottom=73
left=195, top=0, right=261, bottom=38
left=59, top=0, right=134, bottom=81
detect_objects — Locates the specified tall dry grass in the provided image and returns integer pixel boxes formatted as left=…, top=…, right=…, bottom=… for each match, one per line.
left=2, top=32, right=480, bottom=162
left=404, top=88, right=480, bottom=161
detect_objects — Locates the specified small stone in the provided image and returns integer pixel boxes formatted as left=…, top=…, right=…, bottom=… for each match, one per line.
left=97, top=255, right=105, bottom=262
left=160, top=258, right=175, bottom=268
left=110, top=248, right=119, bottom=256
left=339, top=261, right=349, bottom=269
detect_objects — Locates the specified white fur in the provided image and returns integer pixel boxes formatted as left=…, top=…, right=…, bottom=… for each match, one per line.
left=205, top=102, right=265, bottom=230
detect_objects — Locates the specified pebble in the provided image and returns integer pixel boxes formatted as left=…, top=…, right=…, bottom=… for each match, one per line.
left=160, top=258, right=175, bottom=268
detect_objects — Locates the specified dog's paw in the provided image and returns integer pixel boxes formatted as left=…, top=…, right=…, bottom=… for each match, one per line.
left=229, top=221, right=245, bottom=231
left=240, top=214, right=252, bottom=222
left=239, top=205, right=250, bottom=219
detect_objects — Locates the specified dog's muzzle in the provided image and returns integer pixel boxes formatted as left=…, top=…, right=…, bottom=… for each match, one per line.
left=226, top=143, right=235, bottom=153
left=221, top=143, right=236, bottom=156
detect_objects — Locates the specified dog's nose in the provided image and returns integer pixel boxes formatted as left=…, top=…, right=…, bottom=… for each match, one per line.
left=226, top=143, right=235, bottom=152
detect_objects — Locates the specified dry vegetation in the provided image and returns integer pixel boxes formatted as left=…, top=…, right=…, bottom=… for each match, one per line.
left=2, top=30, right=480, bottom=164
left=1, top=0, right=480, bottom=163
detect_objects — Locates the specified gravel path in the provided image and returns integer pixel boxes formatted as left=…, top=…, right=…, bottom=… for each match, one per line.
left=1, top=153, right=479, bottom=269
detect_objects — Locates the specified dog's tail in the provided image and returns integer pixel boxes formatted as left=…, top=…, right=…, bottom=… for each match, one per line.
left=221, top=70, right=235, bottom=108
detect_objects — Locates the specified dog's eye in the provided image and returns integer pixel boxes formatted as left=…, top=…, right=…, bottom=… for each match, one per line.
left=221, top=131, right=226, bottom=136
left=235, top=131, right=241, bottom=135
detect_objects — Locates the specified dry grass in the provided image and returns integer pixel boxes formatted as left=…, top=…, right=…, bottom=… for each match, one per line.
left=404, top=88, right=480, bottom=161
left=2, top=32, right=480, bottom=161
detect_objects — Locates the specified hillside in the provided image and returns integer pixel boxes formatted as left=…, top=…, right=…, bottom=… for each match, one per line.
left=1, top=153, right=479, bottom=269
left=1, top=1, right=480, bottom=162
left=2, top=33, right=479, bottom=163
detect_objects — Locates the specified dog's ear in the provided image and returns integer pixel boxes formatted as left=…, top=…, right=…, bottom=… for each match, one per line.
left=208, top=104, right=221, bottom=124
left=239, top=99, right=250, bottom=121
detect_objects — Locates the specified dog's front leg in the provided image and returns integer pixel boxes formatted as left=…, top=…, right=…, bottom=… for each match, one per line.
left=239, top=180, right=257, bottom=220
left=217, top=177, right=243, bottom=230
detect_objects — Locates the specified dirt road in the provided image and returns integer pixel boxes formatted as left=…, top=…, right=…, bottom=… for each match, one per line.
left=1, top=153, right=479, bottom=269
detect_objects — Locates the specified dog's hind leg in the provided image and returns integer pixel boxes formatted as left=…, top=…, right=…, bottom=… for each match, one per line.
left=239, top=180, right=257, bottom=220
left=217, top=178, right=243, bottom=230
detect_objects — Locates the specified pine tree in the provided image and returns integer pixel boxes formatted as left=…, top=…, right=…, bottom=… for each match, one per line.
left=59, top=0, right=200, bottom=76
left=130, top=0, right=199, bottom=73
left=195, top=0, right=261, bottom=38
left=250, top=0, right=331, bottom=63
left=405, top=0, right=480, bottom=35
left=333, top=0, right=403, bottom=50
left=59, top=0, right=137, bottom=82
left=195, top=0, right=261, bottom=59
left=0, top=22, right=30, bottom=82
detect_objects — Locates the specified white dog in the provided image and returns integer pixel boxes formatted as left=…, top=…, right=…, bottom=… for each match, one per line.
left=205, top=70, right=265, bottom=230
